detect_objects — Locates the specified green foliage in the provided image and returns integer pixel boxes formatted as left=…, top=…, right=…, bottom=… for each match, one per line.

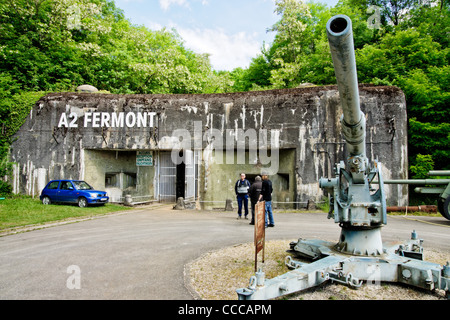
left=347, top=0, right=422, bottom=26
left=266, top=0, right=336, bottom=88
left=0, top=180, right=12, bottom=196
left=0, top=0, right=229, bottom=94
left=351, top=2, right=449, bottom=168
left=231, top=55, right=272, bottom=92
left=237, top=0, right=449, bottom=171
left=238, top=0, right=385, bottom=90
left=410, top=154, right=434, bottom=179
left=408, top=119, right=450, bottom=169
left=356, top=30, right=448, bottom=84
left=0, top=72, right=46, bottom=194
left=399, top=0, right=450, bottom=47
left=397, top=66, right=449, bottom=123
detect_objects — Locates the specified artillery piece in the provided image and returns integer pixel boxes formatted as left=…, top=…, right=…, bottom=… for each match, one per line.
left=236, top=14, right=450, bottom=300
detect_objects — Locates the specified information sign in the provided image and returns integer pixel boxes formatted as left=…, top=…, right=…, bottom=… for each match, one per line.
left=254, top=201, right=265, bottom=272
left=136, top=151, right=153, bottom=166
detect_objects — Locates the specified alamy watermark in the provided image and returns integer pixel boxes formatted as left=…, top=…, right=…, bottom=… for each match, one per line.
left=67, top=5, right=82, bottom=30
left=366, top=264, right=382, bottom=289
left=367, top=5, right=381, bottom=30
left=169, top=121, right=280, bottom=175
left=66, top=265, right=81, bottom=290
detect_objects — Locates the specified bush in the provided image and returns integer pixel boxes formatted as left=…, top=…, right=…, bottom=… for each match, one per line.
left=0, top=180, right=12, bottom=196
left=410, top=154, right=434, bottom=179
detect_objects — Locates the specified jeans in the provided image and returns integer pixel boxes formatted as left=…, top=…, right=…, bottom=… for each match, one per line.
left=237, top=194, right=249, bottom=217
left=265, top=200, right=274, bottom=226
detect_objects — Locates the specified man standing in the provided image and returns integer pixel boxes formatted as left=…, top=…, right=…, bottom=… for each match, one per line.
left=259, top=173, right=274, bottom=227
left=235, top=173, right=251, bottom=219
left=248, top=175, right=262, bottom=225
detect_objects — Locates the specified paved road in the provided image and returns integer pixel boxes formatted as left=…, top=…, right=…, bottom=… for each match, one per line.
left=0, top=205, right=449, bottom=300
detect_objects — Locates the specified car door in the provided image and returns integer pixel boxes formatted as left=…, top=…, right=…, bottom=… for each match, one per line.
left=57, top=181, right=78, bottom=203
left=44, top=181, right=60, bottom=202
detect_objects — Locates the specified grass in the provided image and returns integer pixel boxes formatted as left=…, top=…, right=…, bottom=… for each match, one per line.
left=0, top=194, right=131, bottom=231
left=387, top=211, right=442, bottom=217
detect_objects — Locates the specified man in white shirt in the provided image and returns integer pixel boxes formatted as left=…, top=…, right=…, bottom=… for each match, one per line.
left=235, top=173, right=251, bottom=219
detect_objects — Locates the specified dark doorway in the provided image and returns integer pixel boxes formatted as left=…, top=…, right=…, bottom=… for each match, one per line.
left=245, top=174, right=261, bottom=185
left=176, top=150, right=185, bottom=199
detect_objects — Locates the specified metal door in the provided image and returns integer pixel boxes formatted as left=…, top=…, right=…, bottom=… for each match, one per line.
left=44, top=181, right=60, bottom=202
left=184, top=150, right=196, bottom=201
left=158, top=152, right=176, bottom=202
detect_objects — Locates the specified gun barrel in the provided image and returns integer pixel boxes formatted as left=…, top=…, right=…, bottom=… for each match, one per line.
left=383, top=179, right=450, bottom=185
left=428, top=170, right=450, bottom=176
left=326, top=15, right=365, bottom=157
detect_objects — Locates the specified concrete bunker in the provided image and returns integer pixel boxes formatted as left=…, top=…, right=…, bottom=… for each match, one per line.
left=10, top=85, right=408, bottom=209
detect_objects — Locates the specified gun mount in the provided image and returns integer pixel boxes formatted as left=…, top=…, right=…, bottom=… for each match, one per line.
left=236, top=15, right=449, bottom=300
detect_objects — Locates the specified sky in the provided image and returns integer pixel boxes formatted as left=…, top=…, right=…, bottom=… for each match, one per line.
left=114, top=0, right=339, bottom=71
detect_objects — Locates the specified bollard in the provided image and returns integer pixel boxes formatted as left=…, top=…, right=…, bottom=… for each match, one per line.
left=124, top=194, right=132, bottom=206
left=225, top=199, right=234, bottom=211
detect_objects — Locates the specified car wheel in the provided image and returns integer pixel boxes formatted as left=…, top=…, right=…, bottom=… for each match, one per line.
left=77, top=197, right=88, bottom=208
left=42, top=196, right=51, bottom=205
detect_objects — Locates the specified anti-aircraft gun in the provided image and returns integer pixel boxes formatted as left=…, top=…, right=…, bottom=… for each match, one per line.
left=236, top=14, right=450, bottom=300
left=319, top=14, right=387, bottom=256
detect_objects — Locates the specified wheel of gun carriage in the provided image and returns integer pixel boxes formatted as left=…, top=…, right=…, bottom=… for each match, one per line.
left=439, top=196, right=450, bottom=220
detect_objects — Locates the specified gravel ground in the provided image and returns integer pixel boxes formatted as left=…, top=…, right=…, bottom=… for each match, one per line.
left=186, top=240, right=449, bottom=300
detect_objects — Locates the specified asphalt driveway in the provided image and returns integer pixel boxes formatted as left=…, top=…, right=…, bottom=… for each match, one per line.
left=0, top=205, right=449, bottom=300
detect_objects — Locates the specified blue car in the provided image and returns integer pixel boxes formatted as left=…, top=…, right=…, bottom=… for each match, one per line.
left=40, top=180, right=109, bottom=208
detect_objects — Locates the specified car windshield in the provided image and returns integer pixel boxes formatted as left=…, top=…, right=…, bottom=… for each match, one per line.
left=72, top=181, right=93, bottom=190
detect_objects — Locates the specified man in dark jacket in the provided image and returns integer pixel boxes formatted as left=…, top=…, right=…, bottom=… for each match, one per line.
left=248, top=176, right=262, bottom=225
left=258, top=173, right=274, bottom=227
left=235, top=173, right=251, bottom=219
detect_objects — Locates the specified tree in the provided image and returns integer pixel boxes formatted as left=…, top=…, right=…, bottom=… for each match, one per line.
left=0, top=0, right=232, bottom=194
left=410, top=154, right=434, bottom=179
left=0, top=0, right=227, bottom=94
left=264, top=0, right=337, bottom=88
left=400, top=0, right=450, bottom=48
left=356, top=26, right=449, bottom=169
left=246, top=0, right=449, bottom=171
left=231, top=54, right=272, bottom=92
left=260, top=0, right=380, bottom=89
left=268, top=0, right=313, bottom=64
left=267, top=0, right=317, bottom=88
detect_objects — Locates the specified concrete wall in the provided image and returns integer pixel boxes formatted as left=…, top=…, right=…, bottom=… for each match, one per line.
left=203, top=149, right=296, bottom=209
left=10, top=85, right=409, bottom=207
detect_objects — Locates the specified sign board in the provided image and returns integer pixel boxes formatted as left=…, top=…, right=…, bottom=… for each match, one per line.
left=254, top=201, right=265, bottom=272
left=136, top=151, right=153, bottom=166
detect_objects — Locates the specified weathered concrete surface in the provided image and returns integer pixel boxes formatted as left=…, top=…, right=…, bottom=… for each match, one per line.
left=10, top=85, right=408, bottom=207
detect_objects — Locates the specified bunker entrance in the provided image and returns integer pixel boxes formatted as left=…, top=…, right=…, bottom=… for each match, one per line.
left=157, top=150, right=198, bottom=203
